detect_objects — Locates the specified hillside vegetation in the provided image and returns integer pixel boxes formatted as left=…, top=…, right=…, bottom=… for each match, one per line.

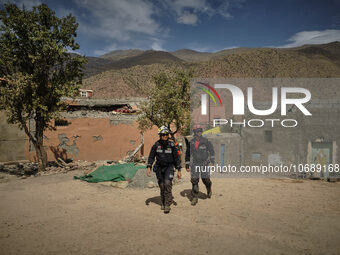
left=82, top=42, right=340, bottom=98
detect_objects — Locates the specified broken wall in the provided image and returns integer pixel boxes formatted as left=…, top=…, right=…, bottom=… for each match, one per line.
left=0, top=111, right=27, bottom=162
left=26, top=114, right=159, bottom=161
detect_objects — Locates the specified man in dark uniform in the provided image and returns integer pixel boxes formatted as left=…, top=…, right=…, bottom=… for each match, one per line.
left=185, top=125, right=215, bottom=206
left=147, top=126, right=181, bottom=214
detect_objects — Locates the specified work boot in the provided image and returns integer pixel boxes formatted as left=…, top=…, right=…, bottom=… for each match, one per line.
left=164, top=205, right=171, bottom=214
left=161, top=204, right=165, bottom=210
left=207, top=185, right=212, bottom=198
left=191, top=197, right=198, bottom=206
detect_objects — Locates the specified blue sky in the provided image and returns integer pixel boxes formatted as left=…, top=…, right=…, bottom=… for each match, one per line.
left=1, top=0, right=340, bottom=56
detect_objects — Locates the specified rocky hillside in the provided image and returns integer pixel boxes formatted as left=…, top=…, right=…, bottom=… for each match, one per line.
left=82, top=42, right=340, bottom=98
left=84, top=50, right=182, bottom=77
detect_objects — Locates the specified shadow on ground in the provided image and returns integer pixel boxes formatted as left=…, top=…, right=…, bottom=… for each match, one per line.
left=180, top=189, right=207, bottom=201
left=145, top=196, right=178, bottom=206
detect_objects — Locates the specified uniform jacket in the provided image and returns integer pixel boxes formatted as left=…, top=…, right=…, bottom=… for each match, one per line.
left=147, top=140, right=181, bottom=170
left=185, top=136, right=215, bottom=167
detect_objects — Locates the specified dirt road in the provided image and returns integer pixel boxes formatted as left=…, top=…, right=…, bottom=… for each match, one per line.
left=0, top=170, right=339, bottom=255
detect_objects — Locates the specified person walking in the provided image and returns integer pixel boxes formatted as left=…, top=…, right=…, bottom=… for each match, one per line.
left=185, top=125, right=215, bottom=206
left=147, top=126, right=182, bottom=213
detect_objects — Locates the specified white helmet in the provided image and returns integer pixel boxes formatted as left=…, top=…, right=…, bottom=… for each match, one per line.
left=158, top=125, right=170, bottom=135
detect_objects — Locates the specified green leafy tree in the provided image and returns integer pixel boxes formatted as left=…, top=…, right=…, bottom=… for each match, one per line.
left=138, top=69, right=192, bottom=138
left=0, top=3, right=86, bottom=171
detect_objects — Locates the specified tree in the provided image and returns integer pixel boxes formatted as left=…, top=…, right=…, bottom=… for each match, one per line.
left=138, top=69, right=192, bottom=138
left=0, top=3, right=86, bottom=171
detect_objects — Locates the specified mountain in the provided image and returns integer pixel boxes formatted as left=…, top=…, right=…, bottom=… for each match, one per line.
left=84, top=50, right=183, bottom=77
left=84, top=57, right=118, bottom=78
left=171, top=49, right=213, bottom=62
left=100, top=49, right=144, bottom=61
left=291, top=41, right=340, bottom=65
left=213, top=47, right=252, bottom=58
left=111, top=50, right=183, bottom=68
left=82, top=42, right=340, bottom=98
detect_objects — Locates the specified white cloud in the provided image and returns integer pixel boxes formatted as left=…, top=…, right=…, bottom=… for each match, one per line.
left=278, top=29, right=340, bottom=48
left=74, top=0, right=161, bottom=42
left=151, top=40, right=165, bottom=51
left=221, top=46, right=240, bottom=50
left=45, top=0, right=243, bottom=55
left=171, top=0, right=212, bottom=14
left=0, top=0, right=41, bottom=9
left=217, top=1, right=233, bottom=19
left=93, top=43, right=118, bottom=56
left=177, top=12, right=198, bottom=25
left=187, top=43, right=238, bottom=53
left=162, top=0, right=242, bottom=26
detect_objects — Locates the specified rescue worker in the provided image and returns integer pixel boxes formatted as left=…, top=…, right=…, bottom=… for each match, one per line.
left=147, top=126, right=182, bottom=214
left=185, top=125, right=215, bottom=206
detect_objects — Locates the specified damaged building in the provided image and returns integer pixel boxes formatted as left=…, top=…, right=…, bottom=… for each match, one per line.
left=0, top=98, right=159, bottom=162
left=193, top=79, right=340, bottom=179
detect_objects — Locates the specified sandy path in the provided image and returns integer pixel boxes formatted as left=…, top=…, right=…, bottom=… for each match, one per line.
left=0, top=170, right=339, bottom=255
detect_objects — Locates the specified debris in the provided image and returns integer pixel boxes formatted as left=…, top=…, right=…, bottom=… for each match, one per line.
left=128, top=168, right=158, bottom=189
left=0, top=159, right=96, bottom=177
left=147, top=181, right=156, bottom=188
left=57, top=157, right=67, bottom=166
left=1, top=160, right=30, bottom=165
left=112, top=181, right=129, bottom=189
left=124, top=133, right=144, bottom=162
left=113, top=106, right=137, bottom=114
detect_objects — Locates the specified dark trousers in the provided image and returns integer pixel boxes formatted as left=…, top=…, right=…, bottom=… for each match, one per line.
left=191, top=163, right=212, bottom=197
left=155, top=165, right=174, bottom=206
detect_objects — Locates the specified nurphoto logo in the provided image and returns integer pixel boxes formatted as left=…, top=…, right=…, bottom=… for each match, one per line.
left=198, top=82, right=312, bottom=128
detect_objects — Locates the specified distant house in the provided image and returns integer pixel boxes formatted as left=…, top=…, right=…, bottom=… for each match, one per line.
left=79, top=89, right=93, bottom=98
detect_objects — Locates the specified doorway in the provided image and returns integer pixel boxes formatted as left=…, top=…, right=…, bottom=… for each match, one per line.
left=311, top=142, right=333, bottom=178
left=220, top=144, right=225, bottom=167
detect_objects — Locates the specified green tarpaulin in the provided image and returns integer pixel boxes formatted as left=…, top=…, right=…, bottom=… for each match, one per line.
left=74, top=163, right=146, bottom=183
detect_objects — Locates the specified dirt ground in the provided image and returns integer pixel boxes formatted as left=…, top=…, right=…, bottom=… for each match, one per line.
left=0, top=170, right=339, bottom=255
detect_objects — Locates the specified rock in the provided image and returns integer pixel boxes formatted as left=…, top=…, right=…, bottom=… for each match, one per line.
left=129, top=168, right=158, bottom=189
left=116, top=181, right=129, bottom=189
left=147, top=181, right=156, bottom=188
left=111, top=181, right=129, bottom=189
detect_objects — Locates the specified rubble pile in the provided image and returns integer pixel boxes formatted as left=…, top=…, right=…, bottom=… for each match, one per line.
left=112, top=106, right=137, bottom=114
left=0, top=160, right=98, bottom=177
left=0, top=162, right=38, bottom=176
left=129, top=168, right=158, bottom=189
left=0, top=159, right=183, bottom=188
